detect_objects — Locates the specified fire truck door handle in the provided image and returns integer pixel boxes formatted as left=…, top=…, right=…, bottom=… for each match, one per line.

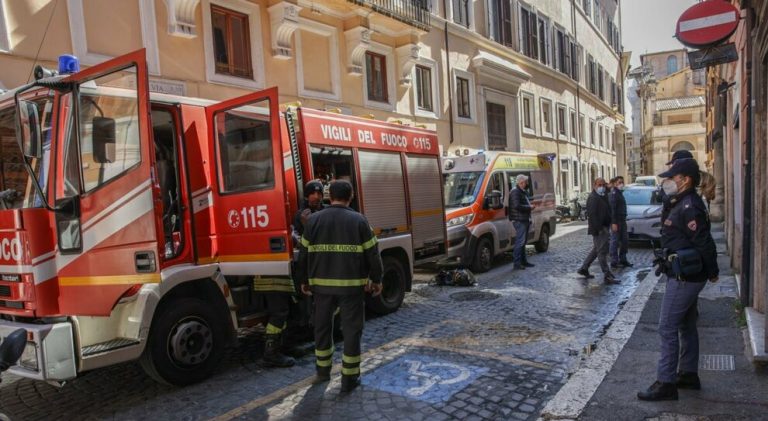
left=270, top=237, right=286, bottom=253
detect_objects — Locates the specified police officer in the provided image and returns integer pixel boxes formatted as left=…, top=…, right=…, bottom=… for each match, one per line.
left=659, top=150, right=694, bottom=223
left=638, top=158, right=719, bottom=401
left=293, top=180, right=326, bottom=237
left=297, top=180, right=383, bottom=393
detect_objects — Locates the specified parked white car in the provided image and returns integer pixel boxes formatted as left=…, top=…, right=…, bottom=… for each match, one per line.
left=624, top=185, right=663, bottom=244
left=633, top=175, right=658, bottom=187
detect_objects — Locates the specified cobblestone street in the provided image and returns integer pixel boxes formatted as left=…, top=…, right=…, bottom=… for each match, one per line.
left=0, top=223, right=654, bottom=420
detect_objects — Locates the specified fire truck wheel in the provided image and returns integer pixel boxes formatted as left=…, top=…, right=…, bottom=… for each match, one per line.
left=140, top=297, right=226, bottom=386
left=366, top=256, right=406, bottom=315
left=535, top=225, right=550, bottom=253
left=471, top=237, right=493, bottom=273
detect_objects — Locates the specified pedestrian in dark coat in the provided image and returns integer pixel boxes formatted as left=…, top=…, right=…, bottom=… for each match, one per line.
left=508, top=174, right=535, bottom=270
left=609, top=176, right=632, bottom=268
left=577, top=178, right=619, bottom=284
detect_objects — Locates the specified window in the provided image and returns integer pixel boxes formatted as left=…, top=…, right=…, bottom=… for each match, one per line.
left=573, top=160, right=580, bottom=187
left=486, top=102, right=507, bottom=149
left=486, top=172, right=505, bottom=199
left=693, top=68, right=705, bottom=85
left=579, top=114, right=585, bottom=144
left=211, top=5, right=253, bottom=79
left=610, top=130, right=615, bottom=151
left=415, top=65, right=433, bottom=112
left=456, top=76, right=472, bottom=119
left=521, top=92, right=535, bottom=132
left=571, top=41, right=581, bottom=82
left=583, top=0, right=591, bottom=17
left=557, top=104, right=567, bottom=138
left=540, top=98, right=553, bottom=137
left=537, top=15, right=550, bottom=65
left=666, top=55, right=678, bottom=75
left=489, top=0, right=513, bottom=47
left=598, top=123, right=604, bottom=147
left=365, top=51, right=388, bottom=103
left=520, top=5, right=538, bottom=60
left=452, top=0, right=470, bottom=27
left=78, top=70, right=141, bottom=193
left=589, top=119, right=596, bottom=146
left=587, top=54, right=596, bottom=94
left=570, top=109, right=577, bottom=141
left=597, top=65, right=605, bottom=100
left=215, top=99, right=275, bottom=193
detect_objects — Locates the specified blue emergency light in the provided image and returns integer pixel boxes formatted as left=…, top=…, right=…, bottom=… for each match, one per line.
left=58, top=55, right=80, bottom=74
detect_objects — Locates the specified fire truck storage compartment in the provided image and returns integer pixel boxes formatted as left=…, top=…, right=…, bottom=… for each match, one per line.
left=405, top=154, right=446, bottom=259
left=357, top=150, right=408, bottom=237
left=309, top=146, right=360, bottom=211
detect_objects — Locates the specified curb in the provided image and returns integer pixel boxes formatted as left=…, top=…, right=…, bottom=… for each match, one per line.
left=538, top=269, right=658, bottom=420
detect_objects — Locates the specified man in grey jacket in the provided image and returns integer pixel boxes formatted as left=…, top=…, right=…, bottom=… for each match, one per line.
left=577, top=178, right=619, bottom=284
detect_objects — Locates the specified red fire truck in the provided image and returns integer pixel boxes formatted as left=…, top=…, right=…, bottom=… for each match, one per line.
left=0, top=49, right=446, bottom=385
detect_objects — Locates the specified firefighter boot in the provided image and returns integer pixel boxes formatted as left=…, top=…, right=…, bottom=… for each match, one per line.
left=313, top=366, right=331, bottom=384
left=340, top=374, right=361, bottom=393
left=262, top=334, right=296, bottom=368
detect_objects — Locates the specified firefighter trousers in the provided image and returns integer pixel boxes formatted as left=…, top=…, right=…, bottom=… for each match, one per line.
left=264, top=293, right=291, bottom=334
left=313, top=292, right=364, bottom=378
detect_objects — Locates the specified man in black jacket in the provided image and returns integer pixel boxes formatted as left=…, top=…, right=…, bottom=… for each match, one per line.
left=577, top=178, right=619, bottom=284
left=609, top=176, right=632, bottom=268
left=297, top=180, right=383, bottom=393
left=509, top=174, right=535, bottom=270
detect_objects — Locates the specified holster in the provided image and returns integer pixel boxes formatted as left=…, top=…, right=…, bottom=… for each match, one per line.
left=668, top=248, right=703, bottom=280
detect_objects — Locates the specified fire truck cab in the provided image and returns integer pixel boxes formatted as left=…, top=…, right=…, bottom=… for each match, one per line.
left=0, top=50, right=445, bottom=386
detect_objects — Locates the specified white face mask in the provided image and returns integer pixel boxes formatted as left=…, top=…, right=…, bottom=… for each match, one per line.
left=662, top=179, right=678, bottom=196
left=596, top=186, right=606, bottom=196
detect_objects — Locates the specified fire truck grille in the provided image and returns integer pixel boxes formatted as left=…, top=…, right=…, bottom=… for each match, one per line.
left=0, top=285, right=11, bottom=297
left=0, top=300, right=23, bottom=309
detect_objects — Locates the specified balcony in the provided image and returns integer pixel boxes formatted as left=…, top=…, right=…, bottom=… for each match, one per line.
left=347, top=0, right=431, bottom=31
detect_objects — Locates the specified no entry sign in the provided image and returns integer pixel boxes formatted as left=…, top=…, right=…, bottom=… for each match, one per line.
left=676, top=1, right=740, bottom=48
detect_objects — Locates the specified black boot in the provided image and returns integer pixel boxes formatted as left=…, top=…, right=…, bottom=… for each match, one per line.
left=340, top=374, right=361, bottom=393
left=262, top=334, right=296, bottom=368
left=314, top=366, right=331, bottom=384
left=676, top=371, right=701, bottom=390
left=637, top=381, right=678, bottom=401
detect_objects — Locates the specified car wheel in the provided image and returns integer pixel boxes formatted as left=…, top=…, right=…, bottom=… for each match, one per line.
left=535, top=225, right=550, bottom=252
left=140, top=298, right=226, bottom=386
left=471, top=237, right=493, bottom=273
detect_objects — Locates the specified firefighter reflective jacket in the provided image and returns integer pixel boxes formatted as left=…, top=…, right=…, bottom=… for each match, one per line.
left=296, top=204, right=383, bottom=295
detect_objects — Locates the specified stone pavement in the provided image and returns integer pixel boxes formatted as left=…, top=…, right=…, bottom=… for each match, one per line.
left=0, top=222, right=654, bottom=420
left=544, top=223, right=768, bottom=420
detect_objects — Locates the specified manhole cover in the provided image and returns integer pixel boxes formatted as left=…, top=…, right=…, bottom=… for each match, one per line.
left=700, top=354, right=735, bottom=371
left=449, top=291, right=500, bottom=302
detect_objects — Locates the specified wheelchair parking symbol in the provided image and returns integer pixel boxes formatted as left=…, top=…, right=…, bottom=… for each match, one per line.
left=362, top=354, right=488, bottom=403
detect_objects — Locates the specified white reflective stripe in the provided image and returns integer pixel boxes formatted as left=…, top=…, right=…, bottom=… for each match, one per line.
left=82, top=179, right=151, bottom=231
left=0, top=264, right=32, bottom=273
left=31, top=250, right=56, bottom=265
left=191, top=186, right=211, bottom=199
left=679, top=11, right=737, bottom=32
left=34, top=187, right=155, bottom=285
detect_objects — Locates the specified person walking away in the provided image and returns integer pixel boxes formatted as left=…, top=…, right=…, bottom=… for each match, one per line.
left=509, top=174, right=536, bottom=270
left=577, top=178, right=619, bottom=284
left=609, top=176, right=633, bottom=269
left=297, top=180, right=383, bottom=393
left=638, top=158, right=719, bottom=401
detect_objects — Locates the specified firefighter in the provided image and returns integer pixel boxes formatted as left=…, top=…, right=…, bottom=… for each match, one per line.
left=296, top=180, right=383, bottom=393
left=293, top=180, right=326, bottom=237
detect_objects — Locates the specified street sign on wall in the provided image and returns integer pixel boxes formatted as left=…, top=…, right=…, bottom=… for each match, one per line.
left=676, top=1, right=740, bottom=48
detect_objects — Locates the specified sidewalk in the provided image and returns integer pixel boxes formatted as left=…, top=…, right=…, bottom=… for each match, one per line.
left=542, top=223, right=768, bottom=420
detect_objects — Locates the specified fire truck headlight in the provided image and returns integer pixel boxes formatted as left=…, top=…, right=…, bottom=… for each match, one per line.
left=19, top=343, right=38, bottom=371
left=447, top=213, right=474, bottom=227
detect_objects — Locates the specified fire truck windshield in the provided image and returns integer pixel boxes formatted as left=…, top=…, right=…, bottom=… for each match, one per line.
left=443, top=171, right=484, bottom=208
left=0, top=93, right=53, bottom=209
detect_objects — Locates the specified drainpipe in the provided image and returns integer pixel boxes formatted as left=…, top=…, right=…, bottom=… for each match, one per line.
left=442, top=0, right=455, bottom=145
left=572, top=0, right=583, bottom=190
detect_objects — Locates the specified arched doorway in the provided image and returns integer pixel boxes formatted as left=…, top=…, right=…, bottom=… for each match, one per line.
left=671, top=141, right=695, bottom=152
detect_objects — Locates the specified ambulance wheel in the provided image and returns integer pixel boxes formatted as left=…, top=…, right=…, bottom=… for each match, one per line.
left=471, top=237, right=493, bottom=273
left=140, top=297, right=226, bottom=386
left=535, top=225, right=550, bottom=253
left=367, top=256, right=406, bottom=315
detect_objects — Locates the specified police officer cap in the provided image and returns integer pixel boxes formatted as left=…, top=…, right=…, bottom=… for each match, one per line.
left=304, top=180, right=324, bottom=197
left=666, top=150, right=693, bottom=165
left=658, top=158, right=699, bottom=179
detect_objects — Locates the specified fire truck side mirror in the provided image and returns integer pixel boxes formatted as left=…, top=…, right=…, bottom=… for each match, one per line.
left=16, top=100, right=42, bottom=159
left=92, top=116, right=116, bottom=164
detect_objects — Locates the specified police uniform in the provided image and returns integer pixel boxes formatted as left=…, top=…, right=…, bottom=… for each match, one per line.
left=638, top=158, right=719, bottom=401
left=297, top=203, right=383, bottom=392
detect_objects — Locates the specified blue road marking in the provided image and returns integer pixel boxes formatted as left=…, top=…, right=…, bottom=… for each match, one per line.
left=362, top=354, right=488, bottom=404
